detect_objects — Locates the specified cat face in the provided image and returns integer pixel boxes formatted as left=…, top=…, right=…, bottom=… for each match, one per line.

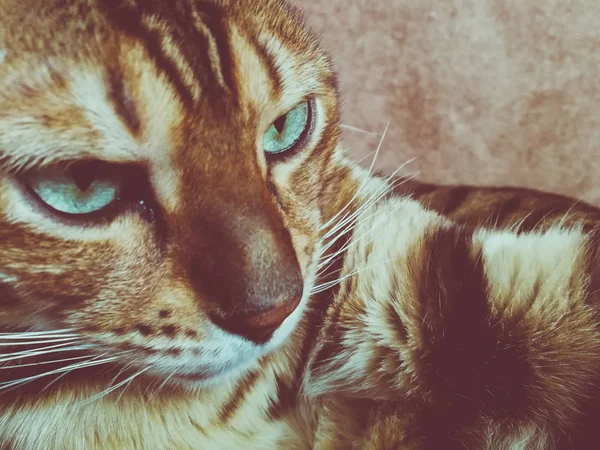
left=0, top=0, right=346, bottom=388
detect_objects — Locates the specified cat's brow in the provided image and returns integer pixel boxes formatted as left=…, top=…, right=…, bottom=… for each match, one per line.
left=0, top=147, right=139, bottom=174
left=0, top=70, right=146, bottom=172
left=0, top=123, right=141, bottom=173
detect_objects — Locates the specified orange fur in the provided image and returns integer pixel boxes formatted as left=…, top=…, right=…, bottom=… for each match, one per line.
left=1, top=1, right=599, bottom=449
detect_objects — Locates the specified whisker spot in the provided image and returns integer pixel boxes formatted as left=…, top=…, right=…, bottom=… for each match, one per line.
left=161, top=325, right=178, bottom=338
left=134, top=324, right=153, bottom=336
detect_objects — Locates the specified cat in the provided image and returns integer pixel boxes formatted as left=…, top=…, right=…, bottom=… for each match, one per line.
left=0, top=0, right=599, bottom=449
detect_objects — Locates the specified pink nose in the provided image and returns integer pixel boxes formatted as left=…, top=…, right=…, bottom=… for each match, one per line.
left=211, top=294, right=301, bottom=344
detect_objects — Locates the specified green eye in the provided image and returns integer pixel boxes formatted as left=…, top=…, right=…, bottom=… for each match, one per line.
left=263, top=101, right=311, bottom=155
left=25, top=163, right=123, bottom=216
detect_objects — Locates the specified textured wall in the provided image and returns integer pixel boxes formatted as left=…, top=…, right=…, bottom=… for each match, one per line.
left=298, top=0, right=600, bottom=205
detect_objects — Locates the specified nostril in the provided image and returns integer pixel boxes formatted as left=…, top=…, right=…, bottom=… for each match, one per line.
left=211, top=294, right=302, bottom=344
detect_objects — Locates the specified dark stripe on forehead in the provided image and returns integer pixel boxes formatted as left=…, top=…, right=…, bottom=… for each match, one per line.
left=100, top=0, right=196, bottom=107
left=194, top=1, right=239, bottom=99
left=244, top=31, right=284, bottom=100
left=172, top=0, right=238, bottom=103
left=99, top=0, right=238, bottom=108
left=105, top=66, right=141, bottom=135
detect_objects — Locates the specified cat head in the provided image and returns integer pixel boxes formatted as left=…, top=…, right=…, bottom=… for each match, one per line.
left=0, top=0, right=357, bottom=388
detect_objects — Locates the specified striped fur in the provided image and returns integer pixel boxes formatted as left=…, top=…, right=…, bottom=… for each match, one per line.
left=1, top=1, right=600, bottom=449
left=302, top=196, right=600, bottom=449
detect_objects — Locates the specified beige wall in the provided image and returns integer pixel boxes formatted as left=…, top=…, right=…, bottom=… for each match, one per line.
left=299, top=0, right=600, bottom=205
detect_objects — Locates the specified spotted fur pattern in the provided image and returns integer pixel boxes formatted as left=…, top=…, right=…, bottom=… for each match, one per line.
left=1, top=1, right=600, bottom=449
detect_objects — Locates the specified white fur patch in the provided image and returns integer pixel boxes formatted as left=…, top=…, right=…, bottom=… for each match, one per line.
left=229, top=25, right=274, bottom=110
left=67, top=69, right=140, bottom=160
left=257, top=30, right=325, bottom=100
left=0, top=49, right=7, bottom=64
left=0, top=271, right=18, bottom=283
left=474, top=227, right=588, bottom=311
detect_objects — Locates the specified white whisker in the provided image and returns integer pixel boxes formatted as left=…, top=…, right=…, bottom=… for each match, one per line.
left=106, top=360, right=137, bottom=393
left=320, top=159, right=416, bottom=244
left=316, top=171, right=419, bottom=275
left=319, top=121, right=391, bottom=232
left=310, top=256, right=401, bottom=295
left=114, top=377, right=137, bottom=403
left=340, top=123, right=381, bottom=136
left=0, top=343, right=91, bottom=364
left=317, top=176, right=405, bottom=264
left=40, top=351, right=129, bottom=392
left=0, top=337, right=79, bottom=346
left=316, top=210, right=397, bottom=285
left=79, top=366, right=150, bottom=407
left=353, top=148, right=381, bottom=166
left=0, top=329, right=78, bottom=337
left=149, top=367, right=178, bottom=400
left=0, top=356, right=119, bottom=392
left=321, top=166, right=418, bottom=249
left=0, top=354, right=92, bottom=370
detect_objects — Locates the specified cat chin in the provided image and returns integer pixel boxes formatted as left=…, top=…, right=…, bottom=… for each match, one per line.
left=166, top=364, right=254, bottom=390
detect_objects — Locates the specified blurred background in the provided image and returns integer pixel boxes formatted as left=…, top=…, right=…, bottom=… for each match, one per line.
left=299, top=0, right=600, bottom=205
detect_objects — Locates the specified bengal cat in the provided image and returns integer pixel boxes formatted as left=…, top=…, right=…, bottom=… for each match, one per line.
left=1, top=0, right=599, bottom=449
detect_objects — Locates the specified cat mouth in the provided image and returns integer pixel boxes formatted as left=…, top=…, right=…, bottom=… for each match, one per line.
left=0, top=276, right=312, bottom=393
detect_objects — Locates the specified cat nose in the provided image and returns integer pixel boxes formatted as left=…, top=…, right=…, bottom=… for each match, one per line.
left=186, top=202, right=304, bottom=344
left=211, top=292, right=302, bottom=344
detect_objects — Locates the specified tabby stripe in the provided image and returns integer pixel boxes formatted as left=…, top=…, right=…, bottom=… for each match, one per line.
left=169, top=0, right=234, bottom=102
left=439, top=186, right=470, bottom=216
left=153, top=0, right=228, bottom=102
left=47, top=295, right=90, bottom=317
left=217, top=369, right=261, bottom=423
left=310, top=118, right=341, bottom=160
left=99, top=0, right=196, bottom=107
left=398, top=181, right=438, bottom=200
left=267, top=372, right=295, bottom=421
left=413, top=227, right=534, bottom=447
left=490, top=194, right=524, bottom=228
left=105, top=66, right=141, bottom=136
left=193, top=2, right=238, bottom=95
left=245, top=32, right=284, bottom=99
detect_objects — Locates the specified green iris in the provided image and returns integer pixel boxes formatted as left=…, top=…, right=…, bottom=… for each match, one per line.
left=26, top=165, right=121, bottom=215
left=263, top=101, right=310, bottom=155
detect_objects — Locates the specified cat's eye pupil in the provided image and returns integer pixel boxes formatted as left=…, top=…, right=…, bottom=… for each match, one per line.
left=274, top=116, right=287, bottom=134
left=70, top=163, right=98, bottom=192
left=263, top=100, right=312, bottom=156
